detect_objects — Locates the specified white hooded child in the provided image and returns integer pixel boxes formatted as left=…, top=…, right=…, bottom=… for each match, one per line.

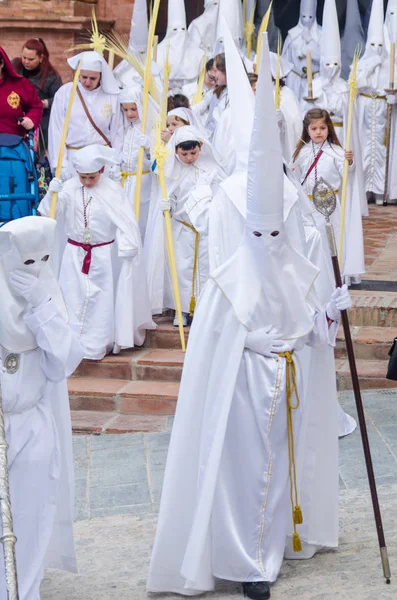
left=39, top=145, right=155, bottom=360
left=282, top=0, right=322, bottom=103
left=147, top=36, right=350, bottom=599
left=48, top=51, right=123, bottom=181
left=120, top=86, right=154, bottom=240
left=0, top=216, right=84, bottom=600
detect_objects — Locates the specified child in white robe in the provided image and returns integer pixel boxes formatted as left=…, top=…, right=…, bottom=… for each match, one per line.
left=0, top=216, right=84, bottom=600
left=39, top=145, right=155, bottom=360
left=120, top=86, right=154, bottom=240
left=290, top=108, right=365, bottom=285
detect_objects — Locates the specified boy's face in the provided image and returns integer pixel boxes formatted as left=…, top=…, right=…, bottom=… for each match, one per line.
left=122, top=102, right=139, bottom=122
left=78, top=167, right=104, bottom=188
left=176, top=145, right=201, bottom=165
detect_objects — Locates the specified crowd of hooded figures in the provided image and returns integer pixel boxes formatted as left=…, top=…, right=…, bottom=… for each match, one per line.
left=0, top=0, right=396, bottom=598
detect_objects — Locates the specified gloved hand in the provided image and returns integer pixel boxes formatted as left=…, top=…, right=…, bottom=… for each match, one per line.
left=276, top=109, right=284, bottom=129
left=387, top=93, right=397, bottom=105
left=245, top=326, right=291, bottom=358
left=160, top=199, right=171, bottom=212
left=9, top=270, right=51, bottom=308
left=135, top=131, right=151, bottom=149
left=48, top=177, right=63, bottom=193
left=326, top=284, right=352, bottom=321
left=108, top=166, right=122, bottom=183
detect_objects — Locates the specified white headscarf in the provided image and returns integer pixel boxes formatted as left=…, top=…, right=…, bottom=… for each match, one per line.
left=167, top=107, right=207, bottom=135
left=213, top=34, right=319, bottom=339
left=164, top=125, right=219, bottom=180
left=71, top=145, right=118, bottom=174
left=68, top=51, right=120, bottom=94
left=119, top=85, right=159, bottom=132
left=0, top=217, right=68, bottom=353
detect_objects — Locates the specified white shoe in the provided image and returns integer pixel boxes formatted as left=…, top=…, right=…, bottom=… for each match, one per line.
left=375, top=197, right=384, bottom=206
left=173, top=312, right=188, bottom=327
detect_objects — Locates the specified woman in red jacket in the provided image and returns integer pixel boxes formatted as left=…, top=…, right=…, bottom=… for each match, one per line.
left=0, top=46, right=43, bottom=136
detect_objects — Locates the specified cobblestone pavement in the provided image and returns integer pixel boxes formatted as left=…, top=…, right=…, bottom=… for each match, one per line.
left=41, top=389, right=397, bottom=599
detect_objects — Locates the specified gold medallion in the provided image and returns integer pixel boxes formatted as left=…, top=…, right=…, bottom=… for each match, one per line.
left=7, top=91, right=21, bottom=110
left=101, top=103, right=112, bottom=119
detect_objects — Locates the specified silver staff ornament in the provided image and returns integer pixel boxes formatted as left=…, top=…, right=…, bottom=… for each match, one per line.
left=0, top=361, right=19, bottom=599
left=312, top=183, right=391, bottom=585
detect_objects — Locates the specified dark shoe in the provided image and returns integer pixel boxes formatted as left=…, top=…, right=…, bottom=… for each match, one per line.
left=242, top=581, right=271, bottom=600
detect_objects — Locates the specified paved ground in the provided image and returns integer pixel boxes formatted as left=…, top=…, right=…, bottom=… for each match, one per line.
left=41, top=389, right=397, bottom=599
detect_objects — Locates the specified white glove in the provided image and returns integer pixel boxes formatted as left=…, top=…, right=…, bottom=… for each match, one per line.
left=109, top=166, right=122, bottom=183
left=9, top=270, right=51, bottom=308
left=245, top=326, right=291, bottom=358
left=160, top=199, right=171, bottom=212
left=135, top=131, right=151, bottom=149
left=326, top=284, right=352, bottom=321
left=276, top=108, right=284, bottom=128
left=48, top=177, right=63, bottom=193
left=387, top=93, right=397, bottom=105
left=60, top=167, right=72, bottom=182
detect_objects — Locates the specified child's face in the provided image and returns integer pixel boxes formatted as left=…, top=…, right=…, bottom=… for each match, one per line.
left=122, top=102, right=139, bottom=122
left=176, top=145, right=201, bottom=165
left=167, top=117, right=186, bottom=134
left=78, top=168, right=103, bottom=188
left=307, top=118, right=328, bottom=144
left=213, top=64, right=227, bottom=87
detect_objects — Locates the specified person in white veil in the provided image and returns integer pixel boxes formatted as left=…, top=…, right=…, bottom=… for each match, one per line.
left=0, top=216, right=84, bottom=600
left=282, top=0, right=321, bottom=103
left=147, top=35, right=349, bottom=600
left=48, top=51, right=123, bottom=180
left=39, top=145, right=154, bottom=359
left=156, top=0, right=204, bottom=92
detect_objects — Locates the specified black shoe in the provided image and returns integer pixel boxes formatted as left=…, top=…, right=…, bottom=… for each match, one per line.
left=242, top=581, right=271, bottom=600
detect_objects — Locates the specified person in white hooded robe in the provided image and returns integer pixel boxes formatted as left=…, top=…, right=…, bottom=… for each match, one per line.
left=119, top=86, right=155, bottom=240
left=38, top=145, right=155, bottom=360
left=188, top=0, right=220, bottom=53
left=0, top=216, right=84, bottom=600
left=356, top=0, right=397, bottom=204
left=48, top=51, right=123, bottom=180
left=282, top=0, right=321, bottom=103
left=156, top=0, right=204, bottom=93
left=147, top=37, right=349, bottom=600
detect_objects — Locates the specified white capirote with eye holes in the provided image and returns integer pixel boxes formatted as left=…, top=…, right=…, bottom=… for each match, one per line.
left=0, top=216, right=68, bottom=352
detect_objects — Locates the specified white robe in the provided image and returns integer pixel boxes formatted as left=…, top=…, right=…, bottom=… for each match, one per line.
left=290, top=142, right=365, bottom=283
left=277, top=85, right=302, bottom=162
left=210, top=91, right=236, bottom=176
left=0, top=299, right=84, bottom=600
left=122, top=121, right=153, bottom=240
left=282, top=24, right=321, bottom=103
left=147, top=276, right=338, bottom=594
left=48, top=82, right=123, bottom=177
left=38, top=177, right=154, bottom=359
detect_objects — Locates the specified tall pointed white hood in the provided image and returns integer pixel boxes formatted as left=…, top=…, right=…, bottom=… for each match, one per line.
left=365, top=0, right=385, bottom=55
left=212, top=33, right=319, bottom=339
left=188, top=0, right=220, bottom=52
left=300, top=0, right=318, bottom=28
left=215, top=0, right=244, bottom=52
left=341, top=0, right=364, bottom=80
left=385, top=0, right=397, bottom=45
left=321, top=0, right=341, bottom=65
left=128, top=0, right=149, bottom=54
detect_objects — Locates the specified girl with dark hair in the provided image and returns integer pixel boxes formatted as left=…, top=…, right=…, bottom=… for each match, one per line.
left=13, top=38, right=62, bottom=154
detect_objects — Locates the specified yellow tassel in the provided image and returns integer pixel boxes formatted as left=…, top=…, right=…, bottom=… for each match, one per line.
left=189, top=296, right=196, bottom=317
left=292, top=532, right=303, bottom=553
left=293, top=505, right=303, bottom=525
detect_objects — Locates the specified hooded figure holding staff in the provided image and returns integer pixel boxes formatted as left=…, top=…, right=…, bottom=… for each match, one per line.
left=147, top=34, right=351, bottom=600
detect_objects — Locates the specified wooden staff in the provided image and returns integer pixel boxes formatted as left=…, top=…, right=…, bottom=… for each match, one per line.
left=383, top=42, right=396, bottom=206
left=338, top=47, right=360, bottom=265
left=256, top=1, right=272, bottom=74
left=134, top=0, right=161, bottom=221
left=50, top=59, right=82, bottom=219
left=312, top=190, right=391, bottom=586
left=274, top=32, right=282, bottom=110
left=153, top=121, right=186, bottom=352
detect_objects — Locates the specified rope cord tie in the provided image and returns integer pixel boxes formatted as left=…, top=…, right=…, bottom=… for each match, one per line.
left=177, top=220, right=200, bottom=316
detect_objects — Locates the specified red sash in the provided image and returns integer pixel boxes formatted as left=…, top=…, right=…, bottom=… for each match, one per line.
left=68, top=238, right=114, bottom=274
left=301, top=149, right=323, bottom=186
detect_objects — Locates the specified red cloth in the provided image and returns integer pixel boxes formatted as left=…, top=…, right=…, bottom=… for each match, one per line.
left=67, top=238, right=115, bottom=274
left=0, top=46, right=43, bottom=135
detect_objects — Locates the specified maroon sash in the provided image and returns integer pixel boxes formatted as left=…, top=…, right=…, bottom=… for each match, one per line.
left=68, top=238, right=114, bottom=274
left=301, top=149, right=323, bottom=186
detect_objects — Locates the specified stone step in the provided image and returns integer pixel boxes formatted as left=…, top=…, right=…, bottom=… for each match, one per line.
left=71, top=411, right=171, bottom=435
left=336, top=358, right=397, bottom=391
left=68, top=378, right=179, bottom=415
left=335, top=326, right=393, bottom=361
left=74, top=348, right=185, bottom=382
left=350, top=291, right=397, bottom=327
left=144, top=316, right=190, bottom=349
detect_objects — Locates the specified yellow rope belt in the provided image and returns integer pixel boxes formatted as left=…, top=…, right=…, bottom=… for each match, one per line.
left=278, top=351, right=303, bottom=553
left=332, top=122, right=343, bottom=127
left=359, top=93, right=386, bottom=100
left=308, top=188, right=339, bottom=200
left=292, top=70, right=319, bottom=79
left=121, top=170, right=150, bottom=187
left=177, top=219, right=200, bottom=316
